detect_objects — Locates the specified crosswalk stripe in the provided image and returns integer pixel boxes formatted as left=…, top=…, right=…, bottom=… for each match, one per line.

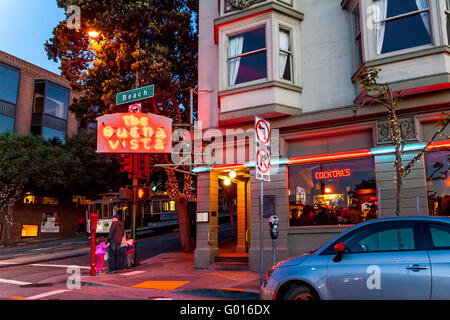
left=24, top=289, right=68, bottom=300
left=0, top=278, right=31, bottom=286
left=30, top=264, right=90, bottom=270
left=120, top=271, right=145, bottom=276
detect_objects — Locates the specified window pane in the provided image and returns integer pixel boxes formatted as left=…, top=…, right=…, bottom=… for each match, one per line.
left=447, top=14, right=450, bottom=44
left=381, top=13, right=431, bottom=54
left=229, top=26, right=266, bottom=56
left=386, top=0, right=426, bottom=18
left=0, top=65, right=19, bottom=104
left=42, top=126, right=66, bottom=143
left=342, top=223, right=415, bottom=253
left=425, top=151, right=450, bottom=216
left=44, top=83, right=69, bottom=120
left=288, top=158, right=378, bottom=226
left=0, top=115, right=14, bottom=133
left=279, top=29, right=292, bottom=81
left=429, top=224, right=450, bottom=248
left=230, top=51, right=267, bottom=85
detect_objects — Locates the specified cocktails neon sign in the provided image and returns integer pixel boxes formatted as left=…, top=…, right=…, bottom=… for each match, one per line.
left=315, top=169, right=351, bottom=180
left=96, top=113, right=172, bottom=154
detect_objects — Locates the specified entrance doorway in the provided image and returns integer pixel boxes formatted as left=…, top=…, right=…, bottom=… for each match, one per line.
left=217, top=168, right=251, bottom=256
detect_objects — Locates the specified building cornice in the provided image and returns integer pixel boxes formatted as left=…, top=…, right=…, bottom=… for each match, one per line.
left=0, top=50, right=69, bottom=87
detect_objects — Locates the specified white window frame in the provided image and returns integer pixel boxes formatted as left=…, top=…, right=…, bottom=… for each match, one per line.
left=227, top=26, right=268, bottom=87
left=278, top=27, right=294, bottom=83
left=364, top=0, right=435, bottom=61
left=445, top=0, right=450, bottom=44
left=353, top=7, right=364, bottom=68
left=219, top=15, right=272, bottom=91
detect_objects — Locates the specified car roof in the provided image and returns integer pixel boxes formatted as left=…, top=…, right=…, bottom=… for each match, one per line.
left=315, top=216, right=450, bottom=254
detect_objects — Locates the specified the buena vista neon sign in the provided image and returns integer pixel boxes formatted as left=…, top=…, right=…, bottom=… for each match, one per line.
left=314, top=169, right=351, bottom=180
left=96, top=113, right=172, bottom=154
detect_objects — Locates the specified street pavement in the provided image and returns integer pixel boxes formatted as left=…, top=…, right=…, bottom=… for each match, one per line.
left=0, top=223, right=260, bottom=300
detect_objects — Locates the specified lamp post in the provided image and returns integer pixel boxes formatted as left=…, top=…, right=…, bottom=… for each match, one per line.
left=88, top=28, right=141, bottom=267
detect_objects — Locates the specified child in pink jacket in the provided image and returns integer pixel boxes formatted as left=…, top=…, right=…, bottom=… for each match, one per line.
left=95, top=236, right=109, bottom=275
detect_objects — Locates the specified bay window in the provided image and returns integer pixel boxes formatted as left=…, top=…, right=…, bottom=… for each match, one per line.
left=373, top=0, right=431, bottom=55
left=228, top=26, right=267, bottom=86
left=279, top=28, right=292, bottom=81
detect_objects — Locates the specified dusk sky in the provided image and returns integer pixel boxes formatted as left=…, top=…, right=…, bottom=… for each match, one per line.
left=0, top=0, right=65, bottom=74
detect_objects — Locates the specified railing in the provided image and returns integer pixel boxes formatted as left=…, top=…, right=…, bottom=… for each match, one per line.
left=208, top=225, right=221, bottom=246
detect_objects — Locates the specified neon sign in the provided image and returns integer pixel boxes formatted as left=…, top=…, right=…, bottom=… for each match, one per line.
left=315, top=169, right=351, bottom=180
left=96, top=113, right=172, bottom=154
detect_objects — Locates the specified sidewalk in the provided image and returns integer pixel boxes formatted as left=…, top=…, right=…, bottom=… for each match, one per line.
left=80, top=251, right=261, bottom=300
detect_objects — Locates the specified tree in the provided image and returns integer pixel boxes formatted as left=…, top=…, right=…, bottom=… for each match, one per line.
left=46, top=0, right=198, bottom=251
left=65, top=130, right=126, bottom=197
left=0, top=133, right=72, bottom=246
left=355, top=67, right=450, bottom=216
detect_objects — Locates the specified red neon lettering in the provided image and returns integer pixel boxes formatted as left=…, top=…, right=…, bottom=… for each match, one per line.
left=315, top=169, right=351, bottom=180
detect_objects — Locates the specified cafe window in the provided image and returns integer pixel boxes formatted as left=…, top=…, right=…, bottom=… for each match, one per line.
left=373, top=0, right=431, bottom=55
left=288, top=158, right=378, bottom=226
left=425, top=150, right=450, bottom=216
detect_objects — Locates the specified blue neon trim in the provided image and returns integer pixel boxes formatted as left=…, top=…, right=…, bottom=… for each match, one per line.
left=192, top=166, right=211, bottom=173
left=370, top=143, right=426, bottom=155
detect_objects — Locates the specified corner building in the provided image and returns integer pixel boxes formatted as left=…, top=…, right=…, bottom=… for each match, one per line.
left=195, top=0, right=450, bottom=272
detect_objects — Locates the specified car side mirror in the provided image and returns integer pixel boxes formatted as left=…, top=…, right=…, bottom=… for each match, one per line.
left=333, top=242, right=345, bottom=262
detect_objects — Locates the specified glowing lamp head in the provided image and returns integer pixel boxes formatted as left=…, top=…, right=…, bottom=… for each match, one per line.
left=324, top=187, right=332, bottom=194
left=224, top=178, right=232, bottom=186
left=229, top=170, right=237, bottom=179
left=88, top=30, right=100, bottom=39
left=138, top=188, right=145, bottom=199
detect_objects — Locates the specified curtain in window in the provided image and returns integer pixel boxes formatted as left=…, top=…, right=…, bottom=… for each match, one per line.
left=374, top=0, right=388, bottom=55
left=279, top=30, right=290, bottom=79
left=415, top=0, right=430, bottom=35
left=228, top=36, right=244, bottom=86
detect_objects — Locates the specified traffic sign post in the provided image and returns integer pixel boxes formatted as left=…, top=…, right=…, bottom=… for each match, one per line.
left=255, top=116, right=271, bottom=286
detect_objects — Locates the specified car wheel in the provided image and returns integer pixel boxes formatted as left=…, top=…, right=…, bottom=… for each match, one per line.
left=283, top=285, right=316, bottom=301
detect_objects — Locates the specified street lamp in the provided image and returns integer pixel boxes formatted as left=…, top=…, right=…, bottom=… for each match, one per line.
left=88, top=30, right=100, bottom=39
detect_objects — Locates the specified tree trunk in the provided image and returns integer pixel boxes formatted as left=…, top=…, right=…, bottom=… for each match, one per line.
left=176, top=197, right=193, bottom=252
left=1, top=203, right=15, bottom=247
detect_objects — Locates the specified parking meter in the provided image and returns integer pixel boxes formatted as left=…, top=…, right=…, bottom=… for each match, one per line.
left=269, top=215, right=279, bottom=240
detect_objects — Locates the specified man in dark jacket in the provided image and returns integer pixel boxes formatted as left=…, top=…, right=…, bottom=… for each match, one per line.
left=107, top=215, right=124, bottom=273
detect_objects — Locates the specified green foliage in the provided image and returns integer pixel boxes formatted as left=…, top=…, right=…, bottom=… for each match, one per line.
left=64, top=130, right=126, bottom=197
left=46, top=0, right=198, bottom=125
left=0, top=133, right=71, bottom=207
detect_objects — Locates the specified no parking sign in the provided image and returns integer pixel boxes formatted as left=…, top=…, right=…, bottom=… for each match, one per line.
left=255, top=116, right=271, bottom=182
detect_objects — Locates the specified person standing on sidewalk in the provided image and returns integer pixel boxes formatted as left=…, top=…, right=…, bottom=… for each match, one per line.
left=119, top=232, right=128, bottom=271
left=125, top=233, right=135, bottom=269
left=95, top=236, right=109, bottom=275
left=107, top=215, right=124, bottom=273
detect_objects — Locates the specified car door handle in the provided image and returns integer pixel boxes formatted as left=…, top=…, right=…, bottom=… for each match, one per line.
left=406, top=264, right=429, bottom=270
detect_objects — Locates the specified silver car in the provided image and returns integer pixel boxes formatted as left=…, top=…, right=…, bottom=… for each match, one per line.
left=261, top=217, right=450, bottom=300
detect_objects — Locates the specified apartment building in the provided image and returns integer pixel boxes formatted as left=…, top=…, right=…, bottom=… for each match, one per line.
left=194, top=0, right=450, bottom=272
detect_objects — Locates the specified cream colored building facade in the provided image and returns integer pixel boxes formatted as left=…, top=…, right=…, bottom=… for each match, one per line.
left=195, top=0, right=450, bottom=272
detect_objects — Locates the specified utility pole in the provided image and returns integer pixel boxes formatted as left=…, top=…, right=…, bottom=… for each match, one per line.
left=131, top=34, right=141, bottom=267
